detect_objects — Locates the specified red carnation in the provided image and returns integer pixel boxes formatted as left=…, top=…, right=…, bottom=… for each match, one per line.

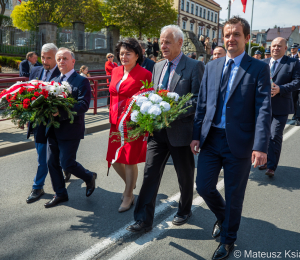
left=41, top=89, right=49, bottom=99
left=34, top=91, right=40, bottom=97
left=6, top=94, right=12, bottom=102
left=12, top=93, right=18, bottom=100
left=158, top=90, right=169, bottom=96
left=9, top=103, right=12, bottom=107
left=23, top=98, right=30, bottom=105
left=16, top=104, right=19, bottom=108
left=31, top=97, right=36, bottom=101
left=34, top=85, right=39, bottom=89
left=19, top=87, right=26, bottom=95
left=23, top=104, right=29, bottom=109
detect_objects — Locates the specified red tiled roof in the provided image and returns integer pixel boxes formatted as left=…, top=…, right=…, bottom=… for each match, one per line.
left=206, top=0, right=221, bottom=7
left=266, top=27, right=293, bottom=41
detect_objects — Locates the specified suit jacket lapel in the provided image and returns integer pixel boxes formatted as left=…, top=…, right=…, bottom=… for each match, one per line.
left=39, top=68, right=44, bottom=80
left=169, top=54, right=186, bottom=92
left=67, top=71, right=77, bottom=85
left=272, top=55, right=287, bottom=79
left=228, top=53, right=252, bottom=101
left=215, top=57, right=226, bottom=101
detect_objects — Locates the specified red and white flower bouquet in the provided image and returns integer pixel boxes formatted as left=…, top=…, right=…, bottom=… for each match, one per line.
left=0, top=80, right=77, bottom=128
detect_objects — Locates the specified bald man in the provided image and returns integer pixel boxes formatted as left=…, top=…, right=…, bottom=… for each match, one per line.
left=260, top=37, right=300, bottom=177
left=212, top=46, right=226, bottom=60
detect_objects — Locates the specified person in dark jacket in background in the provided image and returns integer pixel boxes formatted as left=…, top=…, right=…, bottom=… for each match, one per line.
left=19, top=51, right=42, bottom=77
left=152, top=38, right=160, bottom=62
left=139, top=41, right=155, bottom=73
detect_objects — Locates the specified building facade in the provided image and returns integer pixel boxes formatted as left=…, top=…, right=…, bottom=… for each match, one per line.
left=1, top=0, right=20, bottom=16
left=173, top=0, right=222, bottom=41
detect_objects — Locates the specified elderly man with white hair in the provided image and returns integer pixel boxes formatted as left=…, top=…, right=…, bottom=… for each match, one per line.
left=26, top=43, right=62, bottom=204
left=127, top=25, right=205, bottom=233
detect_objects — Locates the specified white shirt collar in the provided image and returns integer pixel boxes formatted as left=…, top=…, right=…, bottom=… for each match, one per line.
left=270, top=56, right=283, bottom=66
left=225, top=51, right=245, bottom=66
left=48, top=64, right=57, bottom=74
left=60, top=69, right=75, bottom=81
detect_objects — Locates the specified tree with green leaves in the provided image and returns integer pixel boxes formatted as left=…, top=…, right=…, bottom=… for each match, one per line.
left=100, top=0, right=177, bottom=39
left=11, top=0, right=104, bottom=31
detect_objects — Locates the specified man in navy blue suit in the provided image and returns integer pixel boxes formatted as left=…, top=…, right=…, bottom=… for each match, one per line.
left=139, top=41, right=155, bottom=73
left=44, top=47, right=97, bottom=208
left=258, top=38, right=300, bottom=176
left=26, top=43, right=62, bottom=204
left=19, top=51, right=42, bottom=77
left=191, top=16, right=272, bottom=260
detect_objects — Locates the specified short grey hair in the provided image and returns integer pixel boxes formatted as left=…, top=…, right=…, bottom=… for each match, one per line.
left=41, top=43, right=58, bottom=54
left=161, top=25, right=184, bottom=42
left=138, top=40, right=147, bottom=50
left=56, top=47, right=75, bottom=59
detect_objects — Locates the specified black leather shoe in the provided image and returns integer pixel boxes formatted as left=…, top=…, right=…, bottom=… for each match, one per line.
left=295, top=119, right=300, bottom=126
left=212, top=243, right=234, bottom=260
left=26, top=189, right=45, bottom=203
left=86, top=172, right=97, bottom=197
left=64, top=171, right=71, bottom=182
left=212, top=220, right=222, bottom=239
left=292, top=114, right=297, bottom=120
left=126, top=221, right=152, bottom=233
left=172, top=211, right=192, bottom=226
left=44, top=195, right=68, bottom=208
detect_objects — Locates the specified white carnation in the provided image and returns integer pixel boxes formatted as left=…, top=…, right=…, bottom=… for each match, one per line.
left=149, top=93, right=163, bottom=104
left=159, top=101, right=171, bottom=111
left=148, top=105, right=162, bottom=117
left=49, top=83, right=63, bottom=96
left=167, top=92, right=179, bottom=101
left=61, top=81, right=72, bottom=94
left=140, top=101, right=153, bottom=114
left=131, top=110, right=139, bottom=122
left=136, top=96, right=149, bottom=107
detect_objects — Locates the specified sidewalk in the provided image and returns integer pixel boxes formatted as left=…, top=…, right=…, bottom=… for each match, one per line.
left=0, top=107, right=110, bottom=157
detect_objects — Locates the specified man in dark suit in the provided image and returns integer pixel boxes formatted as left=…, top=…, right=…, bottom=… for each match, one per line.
left=127, top=25, right=205, bottom=233
left=191, top=16, right=272, bottom=259
left=26, top=43, right=63, bottom=203
left=44, top=47, right=97, bottom=208
left=139, top=41, right=155, bottom=73
left=288, top=44, right=300, bottom=121
left=19, top=51, right=42, bottom=77
left=259, top=38, right=300, bottom=176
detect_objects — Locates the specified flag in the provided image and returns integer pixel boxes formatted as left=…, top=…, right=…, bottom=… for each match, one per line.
left=18, top=0, right=22, bottom=3
left=241, top=0, right=247, bottom=13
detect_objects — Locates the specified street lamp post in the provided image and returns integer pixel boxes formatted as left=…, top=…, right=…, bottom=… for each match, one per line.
left=248, top=0, right=254, bottom=55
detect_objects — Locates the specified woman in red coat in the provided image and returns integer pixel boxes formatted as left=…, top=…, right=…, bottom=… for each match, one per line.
left=106, top=38, right=152, bottom=213
left=105, top=53, right=118, bottom=82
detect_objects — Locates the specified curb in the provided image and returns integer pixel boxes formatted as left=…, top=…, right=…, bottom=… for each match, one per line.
left=0, top=122, right=111, bottom=157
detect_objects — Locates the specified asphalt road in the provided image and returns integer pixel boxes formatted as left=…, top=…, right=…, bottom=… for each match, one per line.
left=0, top=124, right=299, bottom=260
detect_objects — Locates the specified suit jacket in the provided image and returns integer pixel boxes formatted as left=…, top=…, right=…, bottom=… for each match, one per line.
left=193, top=53, right=272, bottom=158
left=46, top=71, right=91, bottom=140
left=142, top=57, right=155, bottom=73
left=29, top=66, right=61, bottom=81
left=109, top=64, right=152, bottom=125
left=19, top=60, right=42, bottom=77
left=262, top=56, right=300, bottom=115
left=27, top=66, right=62, bottom=142
left=288, top=53, right=300, bottom=59
left=152, top=54, right=205, bottom=147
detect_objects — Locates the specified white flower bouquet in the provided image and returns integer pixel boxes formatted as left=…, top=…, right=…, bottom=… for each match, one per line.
left=111, top=81, right=193, bottom=142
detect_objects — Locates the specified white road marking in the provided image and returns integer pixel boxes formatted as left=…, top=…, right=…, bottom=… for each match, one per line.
left=73, top=123, right=299, bottom=260
left=108, top=180, right=225, bottom=260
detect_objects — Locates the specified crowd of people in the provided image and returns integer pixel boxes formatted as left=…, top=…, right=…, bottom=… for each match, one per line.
left=18, top=15, right=300, bottom=260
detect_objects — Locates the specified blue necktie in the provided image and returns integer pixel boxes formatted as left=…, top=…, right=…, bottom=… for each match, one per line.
left=43, top=70, right=50, bottom=81
left=270, top=60, right=277, bottom=77
left=161, top=61, right=173, bottom=90
left=59, top=75, right=66, bottom=83
left=213, top=59, right=234, bottom=125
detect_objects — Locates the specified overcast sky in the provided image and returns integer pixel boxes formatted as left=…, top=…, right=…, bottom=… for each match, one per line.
left=217, top=0, right=299, bottom=31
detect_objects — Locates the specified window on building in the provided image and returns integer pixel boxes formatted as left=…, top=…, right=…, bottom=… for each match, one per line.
left=200, top=7, right=202, bottom=17
left=215, top=14, right=218, bottom=23
left=190, top=23, right=194, bottom=32
left=213, top=31, right=215, bottom=39
left=211, top=13, right=213, bottom=21
left=183, top=21, right=186, bottom=30
left=181, top=0, right=184, bottom=11
left=219, top=29, right=222, bottom=39
left=203, top=9, right=206, bottom=19
left=198, top=27, right=202, bottom=38
left=186, top=1, right=189, bottom=12
left=195, top=6, right=198, bottom=16
left=207, top=11, right=210, bottom=20
left=207, top=29, right=210, bottom=37
left=5, top=0, right=12, bottom=10
left=191, top=3, right=194, bottom=14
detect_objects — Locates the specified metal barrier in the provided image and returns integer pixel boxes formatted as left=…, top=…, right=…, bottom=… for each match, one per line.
left=0, top=75, right=110, bottom=116
left=87, top=75, right=110, bottom=114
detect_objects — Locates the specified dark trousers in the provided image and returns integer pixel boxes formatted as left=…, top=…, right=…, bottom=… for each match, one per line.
left=292, top=90, right=300, bottom=118
left=134, top=129, right=195, bottom=226
left=47, top=130, right=92, bottom=197
left=196, top=127, right=251, bottom=244
left=267, top=114, right=289, bottom=171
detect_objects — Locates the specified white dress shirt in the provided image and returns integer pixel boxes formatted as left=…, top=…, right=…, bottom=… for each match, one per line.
left=42, top=65, right=58, bottom=81
left=269, top=57, right=283, bottom=73
left=60, top=69, right=75, bottom=82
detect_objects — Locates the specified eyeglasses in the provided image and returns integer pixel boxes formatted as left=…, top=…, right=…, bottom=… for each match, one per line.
left=108, top=56, right=114, bottom=58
